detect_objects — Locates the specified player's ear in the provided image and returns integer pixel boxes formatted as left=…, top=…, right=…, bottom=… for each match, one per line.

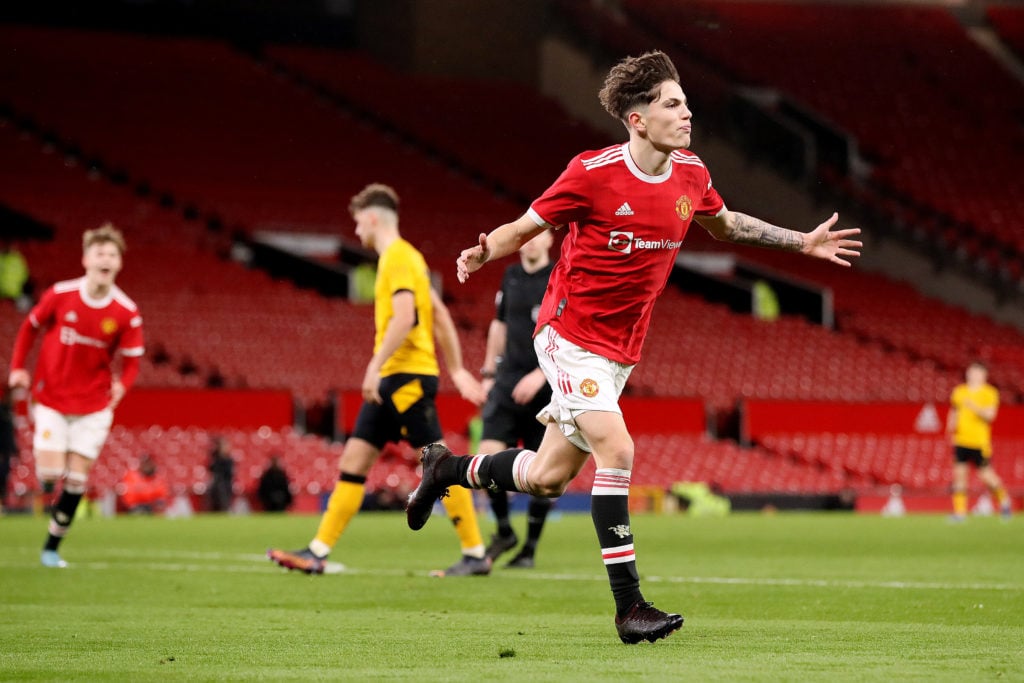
left=627, top=110, right=646, bottom=134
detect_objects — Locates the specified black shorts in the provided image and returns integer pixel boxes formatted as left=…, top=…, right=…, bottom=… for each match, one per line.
left=481, top=379, right=552, bottom=451
left=953, top=446, right=989, bottom=468
left=351, top=374, right=442, bottom=449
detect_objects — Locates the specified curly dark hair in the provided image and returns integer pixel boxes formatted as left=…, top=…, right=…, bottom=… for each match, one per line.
left=598, top=50, right=680, bottom=122
left=349, top=183, right=400, bottom=215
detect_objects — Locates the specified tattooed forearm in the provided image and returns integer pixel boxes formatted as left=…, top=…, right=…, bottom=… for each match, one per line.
left=725, top=213, right=805, bottom=252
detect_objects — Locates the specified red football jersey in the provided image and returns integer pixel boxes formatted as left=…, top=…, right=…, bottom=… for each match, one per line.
left=528, top=143, right=725, bottom=364
left=11, top=277, right=144, bottom=414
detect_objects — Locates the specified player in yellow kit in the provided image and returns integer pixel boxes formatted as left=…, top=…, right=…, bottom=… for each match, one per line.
left=268, top=183, right=491, bottom=575
left=946, top=361, right=1011, bottom=521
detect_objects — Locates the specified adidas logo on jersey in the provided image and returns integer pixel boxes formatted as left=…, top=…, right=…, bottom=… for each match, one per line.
left=614, top=202, right=634, bottom=216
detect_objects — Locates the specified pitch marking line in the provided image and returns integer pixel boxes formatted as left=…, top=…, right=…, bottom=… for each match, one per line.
left=2, top=550, right=1020, bottom=592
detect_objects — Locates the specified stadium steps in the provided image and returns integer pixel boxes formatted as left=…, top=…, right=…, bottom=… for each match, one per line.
left=616, top=1, right=1024, bottom=277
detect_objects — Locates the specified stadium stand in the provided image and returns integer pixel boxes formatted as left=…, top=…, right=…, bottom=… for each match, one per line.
left=759, top=432, right=1024, bottom=492
left=616, top=0, right=1024, bottom=277
left=0, top=118, right=381, bottom=401
left=746, top=399, right=1024, bottom=504
left=681, top=229, right=1024, bottom=401
left=548, top=1, right=1024, bottom=399
left=0, top=25, right=512, bottom=235
left=557, top=432, right=851, bottom=498
left=265, top=37, right=1024, bottom=403
left=262, top=45, right=610, bottom=202
left=630, top=287, right=961, bottom=410
left=1, top=17, right=1021, bottom=509
left=1, top=424, right=852, bottom=510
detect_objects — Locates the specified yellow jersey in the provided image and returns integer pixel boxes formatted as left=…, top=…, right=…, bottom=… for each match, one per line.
left=950, top=382, right=999, bottom=455
left=374, top=238, right=439, bottom=377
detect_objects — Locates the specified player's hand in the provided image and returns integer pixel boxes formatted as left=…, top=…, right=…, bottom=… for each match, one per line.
left=511, top=370, right=547, bottom=405
left=801, top=213, right=862, bottom=267
left=109, top=380, right=126, bottom=410
left=8, top=369, right=30, bottom=389
left=362, top=367, right=383, bottom=405
left=456, top=233, right=490, bottom=283
left=451, top=367, right=486, bottom=406
left=482, top=377, right=495, bottom=399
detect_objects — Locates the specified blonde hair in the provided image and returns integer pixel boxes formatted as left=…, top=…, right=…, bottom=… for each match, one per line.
left=83, top=223, right=126, bottom=254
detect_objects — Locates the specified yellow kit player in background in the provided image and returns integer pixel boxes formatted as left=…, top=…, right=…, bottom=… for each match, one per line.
left=268, top=183, right=491, bottom=575
left=946, top=361, right=1011, bottom=521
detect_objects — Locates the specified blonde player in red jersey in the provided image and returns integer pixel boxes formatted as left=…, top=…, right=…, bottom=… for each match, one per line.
left=407, top=50, right=862, bottom=644
left=8, top=224, right=144, bottom=568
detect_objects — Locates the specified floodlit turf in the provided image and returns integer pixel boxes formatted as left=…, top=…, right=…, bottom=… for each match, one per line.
left=1, top=510, right=1021, bottom=682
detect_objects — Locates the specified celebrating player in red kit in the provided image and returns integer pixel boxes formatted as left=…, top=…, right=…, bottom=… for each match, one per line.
left=8, top=224, right=144, bottom=568
left=406, top=50, right=861, bottom=643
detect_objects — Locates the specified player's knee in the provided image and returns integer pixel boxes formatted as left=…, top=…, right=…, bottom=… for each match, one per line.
left=981, top=471, right=1002, bottom=489
left=532, top=479, right=568, bottom=498
left=64, top=471, right=88, bottom=495
left=36, top=466, right=64, bottom=488
left=594, top=446, right=635, bottom=472
left=529, top=469, right=571, bottom=497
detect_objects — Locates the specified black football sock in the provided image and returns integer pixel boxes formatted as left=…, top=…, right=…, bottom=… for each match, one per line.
left=43, top=490, right=83, bottom=552
left=455, top=448, right=530, bottom=492
left=591, top=468, right=643, bottom=615
left=522, top=496, right=553, bottom=552
left=39, top=479, right=56, bottom=512
left=437, top=453, right=469, bottom=485
left=487, top=488, right=514, bottom=537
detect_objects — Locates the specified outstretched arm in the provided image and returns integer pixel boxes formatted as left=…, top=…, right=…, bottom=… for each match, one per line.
left=456, top=213, right=548, bottom=283
left=695, top=210, right=862, bottom=267
left=431, top=288, right=486, bottom=406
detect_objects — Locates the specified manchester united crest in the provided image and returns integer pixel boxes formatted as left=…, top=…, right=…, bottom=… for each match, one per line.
left=101, top=318, right=118, bottom=335
left=675, top=195, right=692, bottom=221
left=580, top=378, right=599, bottom=398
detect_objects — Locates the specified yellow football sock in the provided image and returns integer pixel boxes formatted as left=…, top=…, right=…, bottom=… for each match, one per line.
left=312, top=478, right=365, bottom=552
left=993, top=487, right=1009, bottom=509
left=952, top=491, right=968, bottom=517
left=442, top=485, right=485, bottom=557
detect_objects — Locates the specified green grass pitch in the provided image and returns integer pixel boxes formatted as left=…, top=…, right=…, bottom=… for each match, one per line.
left=1, top=510, right=1021, bottom=681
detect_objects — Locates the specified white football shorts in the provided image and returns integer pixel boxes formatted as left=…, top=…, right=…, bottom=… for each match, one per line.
left=33, top=403, right=114, bottom=460
left=533, top=324, right=635, bottom=452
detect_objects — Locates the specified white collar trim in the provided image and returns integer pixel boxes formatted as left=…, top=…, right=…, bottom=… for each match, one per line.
left=79, top=280, right=114, bottom=309
left=622, top=143, right=673, bottom=184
